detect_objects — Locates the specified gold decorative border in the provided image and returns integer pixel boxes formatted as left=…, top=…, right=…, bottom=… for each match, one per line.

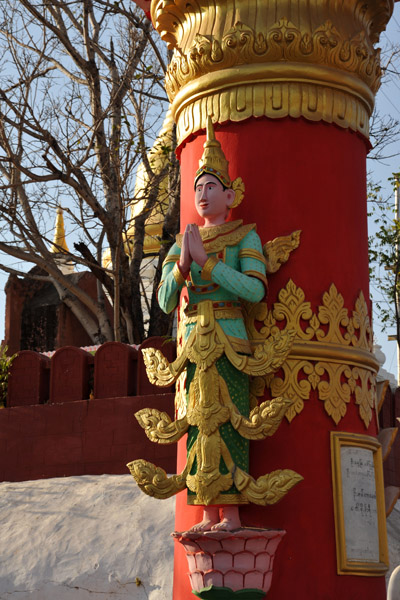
left=151, top=0, right=394, bottom=53
left=330, top=432, right=389, bottom=576
left=151, top=0, right=393, bottom=143
left=246, top=280, right=378, bottom=427
left=174, top=76, right=370, bottom=149
left=177, top=281, right=377, bottom=428
left=166, top=20, right=380, bottom=101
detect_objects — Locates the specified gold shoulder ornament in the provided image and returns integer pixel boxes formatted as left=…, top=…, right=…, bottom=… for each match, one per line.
left=240, top=229, right=302, bottom=408
left=231, top=177, right=245, bottom=209
left=263, top=230, right=302, bottom=274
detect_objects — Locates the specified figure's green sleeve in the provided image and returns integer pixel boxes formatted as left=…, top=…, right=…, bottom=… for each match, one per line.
left=157, top=243, right=184, bottom=314
left=207, top=230, right=267, bottom=303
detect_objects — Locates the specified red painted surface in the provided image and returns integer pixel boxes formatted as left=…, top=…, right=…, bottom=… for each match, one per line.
left=50, top=346, right=93, bottom=403
left=94, top=342, right=138, bottom=399
left=0, top=393, right=176, bottom=482
left=173, top=117, right=385, bottom=600
left=55, top=273, right=101, bottom=349
left=3, top=275, right=25, bottom=355
left=6, top=341, right=170, bottom=407
left=3, top=272, right=105, bottom=355
left=2, top=339, right=177, bottom=483
left=8, top=351, right=50, bottom=407
left=179, top=117, right=370, bottom=308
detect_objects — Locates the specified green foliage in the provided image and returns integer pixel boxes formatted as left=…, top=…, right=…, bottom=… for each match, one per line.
left=368, top=173, right=400, bottom=343
left=0, top=346, right=16, bottom=407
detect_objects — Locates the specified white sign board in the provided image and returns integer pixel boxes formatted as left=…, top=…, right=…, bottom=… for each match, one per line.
left=331, top=432, right=389, bottom=575
left=340, top=446, right=379, bottom=562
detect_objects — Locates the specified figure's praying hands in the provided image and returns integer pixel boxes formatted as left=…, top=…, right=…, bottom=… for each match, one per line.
left=187, top=224, right=208, bottom=267
left=179, top=224, right=208, bottom=276
left=179, top=225, right=192, bottom=277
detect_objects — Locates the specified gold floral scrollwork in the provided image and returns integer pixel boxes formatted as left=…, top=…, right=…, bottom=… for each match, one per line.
left=175, top=298, right=188, bottom=419
left=135, top=408, right=189, bottom=443
left=258, top=280, right=378, bottom=427
left=264, top=279, right=320, bottom=341
left=315, top=362, right=353, bottom=425
left=266, top=360, right=314, bottom=423
left=263, top=230, right=301, bottom=275
left=316, top=285, right=351, bottom=344
left=352, top=291, right=373, bottom=351
left=152, top=0, right=393, bottom=143
left=230, top=396, right=294, bottom=440
left=142, top=347, right=187, bottom=385
left=242, top=299, right=269, bottom=345
left=126, top=459, right=188, bottom=499
left=165, top=19, right=381, bottom=101
left=233, top=467, right=303, bottom=506
left=349, top=367, right=377, bottom=429
left=131, top=298, right=302, bottom=505
left=265, top=280, right=374, bottom=351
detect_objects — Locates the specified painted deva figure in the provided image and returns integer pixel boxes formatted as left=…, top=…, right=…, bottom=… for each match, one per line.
left=128, top=117, right=302, bottom=531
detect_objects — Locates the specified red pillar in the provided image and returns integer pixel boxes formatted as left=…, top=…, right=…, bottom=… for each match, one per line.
left=173, top=117, right=384, bottom=600
left=148, top=1, right=394, bottom=597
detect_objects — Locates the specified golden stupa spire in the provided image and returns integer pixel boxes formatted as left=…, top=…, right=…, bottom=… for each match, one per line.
left=51, top=206, right=70, bottom=254
left=50, top=206, right=74, bottom=273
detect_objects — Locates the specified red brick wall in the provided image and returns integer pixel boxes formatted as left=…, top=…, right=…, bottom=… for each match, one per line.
left=1, top=338, right=177, bottom=482
left=0, top=393, right=176, bottom=482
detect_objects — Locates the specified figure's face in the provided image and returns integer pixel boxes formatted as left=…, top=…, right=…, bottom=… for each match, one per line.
left=194, top=174, right=234, bottom=221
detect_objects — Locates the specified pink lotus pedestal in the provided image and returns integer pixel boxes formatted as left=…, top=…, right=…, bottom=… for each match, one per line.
left=172, top=528, right=285, bottom=599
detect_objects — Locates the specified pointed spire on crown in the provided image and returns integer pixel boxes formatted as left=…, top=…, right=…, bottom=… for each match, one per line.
left=195, top=116, right=245, bottom=209
left=195, top=116, right=231, bottom=188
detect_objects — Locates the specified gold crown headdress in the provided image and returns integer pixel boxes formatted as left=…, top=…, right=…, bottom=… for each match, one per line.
left=195, top=116, right=245, bottom=209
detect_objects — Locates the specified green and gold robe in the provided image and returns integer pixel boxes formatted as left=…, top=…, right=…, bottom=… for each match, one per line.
left=158, top=220, right=268, bottom=505
left=128, top=220, right=301, bottom=507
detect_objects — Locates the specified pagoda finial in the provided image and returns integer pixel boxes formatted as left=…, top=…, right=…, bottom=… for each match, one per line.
left=51, top=206, right=70, bottom=254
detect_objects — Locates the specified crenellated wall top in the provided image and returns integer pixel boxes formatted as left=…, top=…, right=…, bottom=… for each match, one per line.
left=151, top=0, right=394, bottom=144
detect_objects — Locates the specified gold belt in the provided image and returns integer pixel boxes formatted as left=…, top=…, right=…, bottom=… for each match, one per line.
left=183, top=301, right=251, bottom=354
left=185, top=300, right=242, bottom=320
left=185, top=309, right=243, bottom=322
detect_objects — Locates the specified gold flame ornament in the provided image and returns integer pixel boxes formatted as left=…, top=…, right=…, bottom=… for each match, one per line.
left=195, top=116, right=244, bottom=209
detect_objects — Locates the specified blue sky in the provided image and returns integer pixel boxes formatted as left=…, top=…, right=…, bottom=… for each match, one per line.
left=367, top=3, right=400, bottom=377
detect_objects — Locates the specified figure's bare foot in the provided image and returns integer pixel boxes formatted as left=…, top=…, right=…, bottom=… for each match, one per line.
left=211, top=506, right=241, bottom=531
left=190, top=507, right=219, bottom=532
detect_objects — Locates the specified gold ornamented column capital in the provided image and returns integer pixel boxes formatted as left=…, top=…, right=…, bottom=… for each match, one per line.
left=151, top=0, right=394, bottom=144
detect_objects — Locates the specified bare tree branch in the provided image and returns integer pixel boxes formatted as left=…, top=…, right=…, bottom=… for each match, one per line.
left=0, top=0, right=178, bottom=348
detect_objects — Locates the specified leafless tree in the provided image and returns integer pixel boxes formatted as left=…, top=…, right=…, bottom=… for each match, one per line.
left=369, top=20, right=400, bottom=161
left=368, top=13, right=400, bottom=358
left=0, top=0, right=180, bottom=345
